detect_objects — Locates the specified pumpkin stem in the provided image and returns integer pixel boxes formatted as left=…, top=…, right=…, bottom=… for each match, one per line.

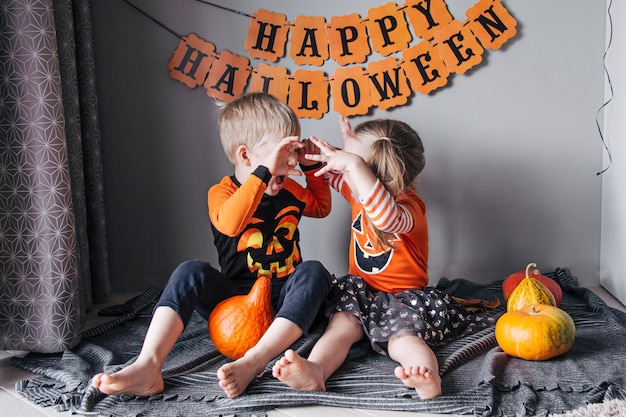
left=525, top=262, right=537, bottom=279
left=246, top=276, right=273, bottom=310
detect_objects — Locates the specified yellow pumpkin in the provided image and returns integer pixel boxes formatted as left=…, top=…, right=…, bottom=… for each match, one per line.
left=502, top=264, right=563, bottom=306
left=506, top=262, right=556, bottom=311
left=495, top=304, right=575, bottom=361
left=208, top=276, right=275, bottom=360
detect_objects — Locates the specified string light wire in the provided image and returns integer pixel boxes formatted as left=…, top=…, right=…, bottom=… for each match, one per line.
left=596, top=0, right=614, bottom=175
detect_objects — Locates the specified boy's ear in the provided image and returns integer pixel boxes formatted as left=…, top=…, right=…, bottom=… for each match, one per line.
left=235, top=145, right=252, bottom=166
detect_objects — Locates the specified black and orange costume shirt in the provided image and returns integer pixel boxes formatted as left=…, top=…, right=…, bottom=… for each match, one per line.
left=208, top=164, right=330, bottom=287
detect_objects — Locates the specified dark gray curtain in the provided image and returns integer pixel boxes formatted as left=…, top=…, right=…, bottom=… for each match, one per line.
left=0, top=0, right=110, bottom=352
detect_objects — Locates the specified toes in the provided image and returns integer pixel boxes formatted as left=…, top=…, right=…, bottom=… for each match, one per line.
left=408, top=366, right=429, bottom=377
left=284, top=349, right=297, bottom=361
left=272, top=364, right=283, bottom=378
left=394, top=366, right=407, bottom=379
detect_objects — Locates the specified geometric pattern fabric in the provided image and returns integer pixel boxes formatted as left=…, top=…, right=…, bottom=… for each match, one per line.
left=0, top=0, right=109, bottom=353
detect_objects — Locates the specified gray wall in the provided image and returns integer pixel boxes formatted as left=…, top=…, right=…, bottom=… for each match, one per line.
left=89, top=1, right=606, bottom=293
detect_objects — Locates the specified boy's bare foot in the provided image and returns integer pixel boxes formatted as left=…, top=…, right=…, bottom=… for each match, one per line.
left=91, top=360, right=164, bottom=396
left=272, top=349, right=326, bottom=392
left=394, top=365, right=442, bottom=399
left=217, top=355, right=265, bottom=398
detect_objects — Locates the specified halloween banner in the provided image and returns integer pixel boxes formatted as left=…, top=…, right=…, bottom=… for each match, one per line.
left=167, top=0, right=517, bottom=118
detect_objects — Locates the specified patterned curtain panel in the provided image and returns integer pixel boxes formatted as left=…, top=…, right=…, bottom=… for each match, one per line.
left=0, top=0, right=110, bottom=352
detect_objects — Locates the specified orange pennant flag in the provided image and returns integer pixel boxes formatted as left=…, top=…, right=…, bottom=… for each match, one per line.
left=327, top=13, right=371, bottom=66
left=465, top=0, right=517, bottom=50
left=245, top=9, right=289, bottom=62
left=289, top=15, right=329, bottom=67
left=366, top=2, right=413, bottom=57
left=401, top=40, right=450, bottom=95
left=367, top=57, right=411, bottom=110
left=330, top=66, right=372, bottom=117
left=433, top=19, right=484, bottom=75
left=167, top=33, right=216, bottom=88
left=204, top=50, right=251, bottom=102
left=404, top=0, right=453, bottom=41
left=288, top=69, right=328, bottom=119
left=249, top=63, right=290, bottom=103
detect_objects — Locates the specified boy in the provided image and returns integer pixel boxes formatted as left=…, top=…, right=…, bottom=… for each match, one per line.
left=92, top=92, right=333, bottom=399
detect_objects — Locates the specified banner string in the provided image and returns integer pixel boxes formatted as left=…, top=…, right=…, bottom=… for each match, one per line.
left=596, top=0, right=614, bottom=176
left=121, top=0, right=182, bottom=39
left=193, top=0, right=252, bottom=18
left=120, top=0, right=251, bottom=38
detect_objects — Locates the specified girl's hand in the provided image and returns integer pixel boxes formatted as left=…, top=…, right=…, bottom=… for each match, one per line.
left=339, top=114, right=352, bottom=146
left=307, top=135, right=379, bottom=200
left=264, top=136, right=304, bottom=177
left=305, top=136, right=364, bottom=177
left=297, top=137, right=321, bottom=167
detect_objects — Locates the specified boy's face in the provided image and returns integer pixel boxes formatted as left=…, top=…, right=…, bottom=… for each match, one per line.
left=245, top=132, right=298, bottom=196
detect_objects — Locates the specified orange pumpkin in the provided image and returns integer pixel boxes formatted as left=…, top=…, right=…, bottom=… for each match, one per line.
left=506, top=263, right=556, bottom=311
left=495, top=304, right=575, bottom=361
left=502, top=264, right=563, bottom=306
left=208, top=276, right=275, bottom=360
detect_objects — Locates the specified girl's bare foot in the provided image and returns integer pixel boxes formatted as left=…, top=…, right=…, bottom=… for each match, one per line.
left=91, top=360, right=164, bottom=396
left=394, top=365, right=442, bottom=399
left=217, top=354, right=266, bottom=398
left=272, top=349, right=326, bottom=392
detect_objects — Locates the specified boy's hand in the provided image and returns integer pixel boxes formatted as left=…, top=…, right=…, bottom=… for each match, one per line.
left=297, top=138, right=321, bottom=167
left=264, top=136, right=304, bottom=177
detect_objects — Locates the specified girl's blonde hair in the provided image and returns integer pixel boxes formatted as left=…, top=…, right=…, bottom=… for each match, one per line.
left=217, top=92, right=300, bottom=164
left=352, top=119, right=425, bottom=248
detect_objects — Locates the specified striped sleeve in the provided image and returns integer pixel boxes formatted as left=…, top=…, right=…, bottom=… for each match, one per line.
left=323, top=170, right=344, bottom=192
left=360, top=179, right=413, bottom=234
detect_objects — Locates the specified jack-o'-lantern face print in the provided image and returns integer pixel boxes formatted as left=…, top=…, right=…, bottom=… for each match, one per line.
left=237, top=205, right=301, bottom=279
left=352, top=212, right=396, bottom=274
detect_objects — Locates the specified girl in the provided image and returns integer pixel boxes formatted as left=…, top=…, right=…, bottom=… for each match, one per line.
left=272, top=116, right=486, bottom=399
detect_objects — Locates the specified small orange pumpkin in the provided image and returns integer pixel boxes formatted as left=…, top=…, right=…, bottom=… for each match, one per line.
left=495, top=304, right=576, bottom=361
left=506, top=263, right=556, bottom=311
left=208, top=276, right=275, bottom=360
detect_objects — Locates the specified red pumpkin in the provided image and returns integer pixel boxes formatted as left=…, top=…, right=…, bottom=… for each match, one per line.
left=208, top=276, right=275, bottom=360
left=502, top=263, right=563, bottom=306
left=495, top=304, right=575, bottom=361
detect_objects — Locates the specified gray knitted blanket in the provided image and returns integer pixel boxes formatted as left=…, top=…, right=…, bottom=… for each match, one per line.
left=12, top=268, right=626, bottom=417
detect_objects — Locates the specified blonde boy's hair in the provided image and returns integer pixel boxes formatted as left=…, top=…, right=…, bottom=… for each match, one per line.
left=217, top=92, right=300, bottom=164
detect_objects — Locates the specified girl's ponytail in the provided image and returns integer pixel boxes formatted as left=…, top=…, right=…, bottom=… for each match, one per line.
left=353, top=119, right=425, bottom=249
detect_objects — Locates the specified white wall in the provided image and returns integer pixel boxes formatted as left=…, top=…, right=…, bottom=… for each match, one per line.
left=89, top=1, right=607, bottom=292
left=600, top=0, right=626, bottom=304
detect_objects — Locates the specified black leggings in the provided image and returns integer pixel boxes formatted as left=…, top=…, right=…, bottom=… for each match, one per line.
left=156, top=259, right=333, bottom=335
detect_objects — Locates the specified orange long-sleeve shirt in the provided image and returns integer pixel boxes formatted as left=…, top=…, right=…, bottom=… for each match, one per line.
left=326, top=172, right=428, bottom=293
